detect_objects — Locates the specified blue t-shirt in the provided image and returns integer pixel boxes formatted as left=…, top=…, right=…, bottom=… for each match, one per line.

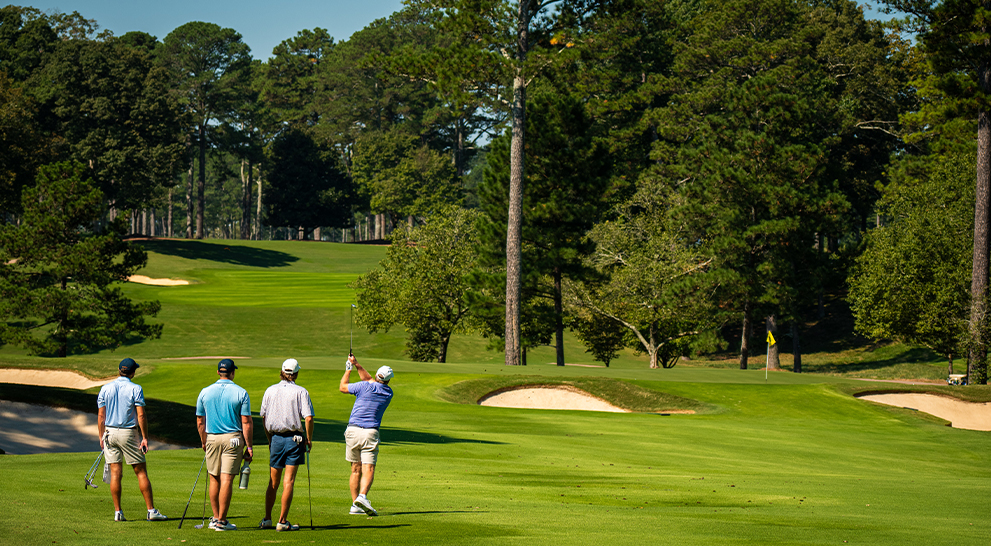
left=347, top=381, right=393, bottom=429
left=97, top=377, right=145, bottom=428
left=196, top=379, right=251, bottom=434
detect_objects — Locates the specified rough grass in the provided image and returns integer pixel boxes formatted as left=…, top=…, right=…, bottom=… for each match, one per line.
left=439, top=375, right=717, bottom=414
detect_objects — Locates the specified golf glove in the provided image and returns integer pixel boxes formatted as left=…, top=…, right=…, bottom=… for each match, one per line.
left=230, top=437, right=241, bottom=448
left=345, top=360, right=353, bottom=371
left=293, top=435, right=303, bottom=444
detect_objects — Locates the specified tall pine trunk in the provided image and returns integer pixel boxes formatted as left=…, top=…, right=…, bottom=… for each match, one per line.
left=254, top=172, right=263, bottom=240
left=505, top=0, right=532, bottom=366
left=240, top=159, right=252, bottom=240
left=186, top=157, right=194, bottom=238
left=554, top=267, right=564, bottom=366
left=196, top=122, right=206, bottom=239
left=791, top=322, right=802, bottom=373
left=766, top=315, right=780, bottom=370
left=969, top=55, right=991, bottom=384
left=740, top=303, right=751, bottom=370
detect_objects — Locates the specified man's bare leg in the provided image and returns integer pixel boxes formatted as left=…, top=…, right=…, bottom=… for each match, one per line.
left=359, top=463, right=375, bottom=496
left=110, top=462, right=124, bottom=511
left=279, top=465, right=299, bottom=523
left=265, top=467, right=283, bottom=522
left=132, top=463, right=155, bottom=510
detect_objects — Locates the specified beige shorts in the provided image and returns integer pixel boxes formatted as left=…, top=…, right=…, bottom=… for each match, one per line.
left=205, top=432, right=245, bottom=476
left=104, top=427, right=145, bottom=465
left=345, top=426, right=380, bottom=465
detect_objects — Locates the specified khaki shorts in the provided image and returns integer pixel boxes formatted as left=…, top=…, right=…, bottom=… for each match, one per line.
left=205, top=432, right=245, bottom=476
left=104, top=427, right=145, bottom=466
left=345, top=426, right=380, bottom=465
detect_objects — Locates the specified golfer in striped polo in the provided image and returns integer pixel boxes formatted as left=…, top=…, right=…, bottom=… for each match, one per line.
left=258, top=358, right=314, bottom=532
left=97, top=357, right=167, bottom=522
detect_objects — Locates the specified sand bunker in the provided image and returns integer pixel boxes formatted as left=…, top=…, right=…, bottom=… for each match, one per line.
left=479, top=386, right=629, bottom=413
left=0, top=368, right=112, bottom=390
left=127, top=275, right=189, bottom=286
left=858, top=393, right=991, bottom=431
left=0, top=400, right=186, bottom=455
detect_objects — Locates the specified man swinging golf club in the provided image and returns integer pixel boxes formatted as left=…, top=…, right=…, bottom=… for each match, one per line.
left=340, top=354, right=393, bottom=516
left=97, top=357, right=167, bottom=522
left=259, top=358, right=314, bottom=531
left=195, top=358, right=253, bottom=531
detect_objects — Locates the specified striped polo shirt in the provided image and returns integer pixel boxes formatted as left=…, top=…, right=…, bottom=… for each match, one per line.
left=260, top=380, right=314, bottom=433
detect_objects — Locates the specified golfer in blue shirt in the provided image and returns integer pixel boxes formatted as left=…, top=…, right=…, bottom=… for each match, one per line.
left=196, top=359, right=253, bottom=531
left=339, top=354, right=393, bottom=516
left=97, top=358, right=167, bottom=522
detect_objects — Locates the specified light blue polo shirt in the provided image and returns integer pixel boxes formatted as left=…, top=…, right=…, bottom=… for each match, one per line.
left=196, top=379, right=251, bottom=434
left=347, top=381, right=393, bottom=429
left=97, top=377, right=146, bottom=428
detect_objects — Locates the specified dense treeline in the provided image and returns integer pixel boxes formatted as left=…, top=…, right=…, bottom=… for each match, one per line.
left=1, top=1, right=987, bottom=382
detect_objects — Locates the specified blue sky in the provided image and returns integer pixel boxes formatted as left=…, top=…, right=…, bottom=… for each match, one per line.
left=23, top=0, right=407, bottom=59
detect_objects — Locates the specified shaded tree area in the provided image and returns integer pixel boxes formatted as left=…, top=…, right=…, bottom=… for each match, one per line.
left=0, top=162, right=161, bottom=357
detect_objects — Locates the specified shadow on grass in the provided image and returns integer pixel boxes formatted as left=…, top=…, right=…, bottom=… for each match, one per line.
left=802, top=347, right=941, bottom=375
left=310, top=418, right=505, bottom=446
left=136, top=239, right=298, bottom=268
left=0, top=384, right=202, bottom=447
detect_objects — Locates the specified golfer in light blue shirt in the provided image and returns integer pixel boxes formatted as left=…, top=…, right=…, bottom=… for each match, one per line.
left=339, top=354, right=393, bottom=516
left=96, top=358, right=167, bottom=522
left=195, top=359, right=253, bottom=531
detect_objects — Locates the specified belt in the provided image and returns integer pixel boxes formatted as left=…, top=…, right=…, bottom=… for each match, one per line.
left=348, top=424, right=379, bottom=430
left=105, top=426, right=136, bottom=430
left=271, top=430, right=304, bottom=438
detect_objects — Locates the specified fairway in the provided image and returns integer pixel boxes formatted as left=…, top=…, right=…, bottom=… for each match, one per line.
left=2, top=239, right=990, bottom=545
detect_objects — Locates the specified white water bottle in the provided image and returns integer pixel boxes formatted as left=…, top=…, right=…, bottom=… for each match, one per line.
left=238, top=463, right=250, bottom=490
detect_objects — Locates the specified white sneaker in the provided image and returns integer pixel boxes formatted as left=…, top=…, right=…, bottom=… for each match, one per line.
left=207, top=517, right=219, bottom=530
left=114, top=511, right=126, bottom=522
left=259, top=518, right=273, bottom=529
left=276, top=521, right=299, bottom=531
left=354, top=495, right=377, bottom=516
left=146, top=508, right=167, bottom=521
left=350, top=504, right=365, bottom=515
left=213, top=520, right=237, bottom=531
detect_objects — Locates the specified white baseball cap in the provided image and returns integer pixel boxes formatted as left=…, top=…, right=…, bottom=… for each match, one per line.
left=282, top=358, right=300, bottom=374
left=376, top=365, right=394, bottom=382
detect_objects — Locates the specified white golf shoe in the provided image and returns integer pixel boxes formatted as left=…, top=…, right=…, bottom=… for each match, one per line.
left=114, top=511, right=126, bottom=522
left=146, top=508, right=167, bottom=521
left=259, top=518, right=273, bottom=529
left=350, top=504, right=365, bottom=515
left=354, top=495, right=377, bottom=516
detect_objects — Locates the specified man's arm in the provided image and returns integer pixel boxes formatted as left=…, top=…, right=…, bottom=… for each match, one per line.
left=196, top=415, right=207, bottom=451
left=353, top=355, right=372, bottom=381
left=97, top=407, right=106, bottom=449
left=262, top=416, right=272, bottom=444
left=135, top=405, right=150, bottom=453
left=304, top=415, right=314, bottom=452
left=241, top=414, right=254, bottom=463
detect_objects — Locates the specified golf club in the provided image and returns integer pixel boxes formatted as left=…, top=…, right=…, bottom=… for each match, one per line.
left=178, top=456, right=206, bottom=529
left=307, top=449, right=313, bottom=530
left=350, top=304, right=357, bottom=356
left=195, top=469, right=208, bottom=529
left=84, top=451, right=103, bottom=489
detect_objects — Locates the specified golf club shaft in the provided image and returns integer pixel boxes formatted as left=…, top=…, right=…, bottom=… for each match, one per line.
left=178, top=456, right=206, bottom=529
left=307, top=451, right=313, bottom=529
left=350, top=305, right=354, bottom=356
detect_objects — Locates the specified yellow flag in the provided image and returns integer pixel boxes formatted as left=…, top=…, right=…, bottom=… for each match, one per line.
left=767, top=331, right=776, bottom=346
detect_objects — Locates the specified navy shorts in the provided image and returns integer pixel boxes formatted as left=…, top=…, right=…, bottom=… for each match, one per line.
left=269, top=434, right=306, bottom=469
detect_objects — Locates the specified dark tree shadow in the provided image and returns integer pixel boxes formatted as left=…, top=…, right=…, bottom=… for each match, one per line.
left=802, top=347, right=940, bottom=375
left=135, top=239, right=298, bottom=268
left=310, top=418, right=505, bottom=446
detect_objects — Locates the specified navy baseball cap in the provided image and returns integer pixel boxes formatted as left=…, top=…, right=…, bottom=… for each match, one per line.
left=119, top=358, right=139, bottom=373
left=218, top=359, right=237, bottom=372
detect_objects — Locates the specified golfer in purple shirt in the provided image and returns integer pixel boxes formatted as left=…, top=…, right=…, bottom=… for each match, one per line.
left=339, top=354, right=393, bottom=516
